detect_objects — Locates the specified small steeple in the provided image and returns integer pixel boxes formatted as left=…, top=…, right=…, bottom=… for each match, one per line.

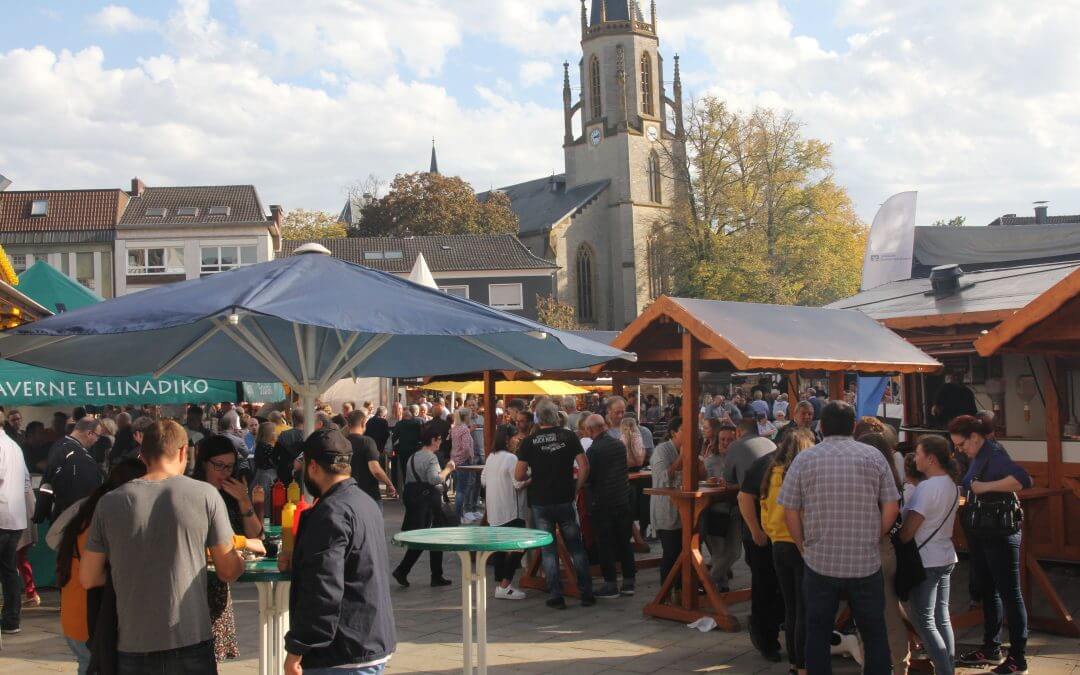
left=581, top=0, right=588, bottom=38
left=429, top=139, right=439, bottom=175
left=563, top=62, right=574, bottom=145
left=672, top=54, right=684, bottom=138
left=651, top=0, right=657, bottom=31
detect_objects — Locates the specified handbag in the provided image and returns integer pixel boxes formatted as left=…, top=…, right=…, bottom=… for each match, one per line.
left=959, top=456, right=1023, bottom=538
left=893, top=488, right=958, bottom=601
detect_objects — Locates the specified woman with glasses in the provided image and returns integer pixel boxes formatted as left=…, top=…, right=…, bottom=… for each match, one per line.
left=192, top=435, right=265, bottom=662
left=950, top=415, right=1033, bottom=675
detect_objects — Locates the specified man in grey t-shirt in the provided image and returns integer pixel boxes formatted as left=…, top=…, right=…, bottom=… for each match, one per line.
left=81, top=421, right=243, bottom=672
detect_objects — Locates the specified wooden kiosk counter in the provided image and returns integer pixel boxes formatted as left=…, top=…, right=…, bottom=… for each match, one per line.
left=596, top=296, right=941, bottom=630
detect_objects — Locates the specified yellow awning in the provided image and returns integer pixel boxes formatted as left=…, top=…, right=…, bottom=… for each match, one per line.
left=424, top=380, right=590, bottom=396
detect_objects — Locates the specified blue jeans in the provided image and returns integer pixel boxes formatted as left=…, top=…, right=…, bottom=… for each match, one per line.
left=969, top=532, right=1027, bottom=657
left=454, top=468, right=475, bottom=520
left=305, top=664, right=386, bottom=675
left=531, top=502, right=593, bottom=599
left=64, top=636, right=91, bottom=675
left=908, top=563, right=955, bottom=675
left=804, top=566, right=891, bottom=675
left=117, top=639, right=216, bottom=674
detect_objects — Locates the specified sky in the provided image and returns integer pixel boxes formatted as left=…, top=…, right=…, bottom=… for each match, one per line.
left=0, top=0, right=1077, bottom=227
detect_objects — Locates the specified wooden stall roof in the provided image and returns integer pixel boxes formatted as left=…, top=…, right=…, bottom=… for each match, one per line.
left=602, top=296, right=942, bottom=375
left=975, top=265, right=1080, bottom=356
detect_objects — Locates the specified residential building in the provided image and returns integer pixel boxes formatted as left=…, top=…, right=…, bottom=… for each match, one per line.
left=114, top=178, right=282, bottom=295
left=0, top=187, right=126, bottom=296
left=280, top=234, right=558, bottom=320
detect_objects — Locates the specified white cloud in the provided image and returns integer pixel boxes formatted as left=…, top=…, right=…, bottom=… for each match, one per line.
left=89, top=5, right=158, bottom=33
left=519, top=61, right=555, bottom=87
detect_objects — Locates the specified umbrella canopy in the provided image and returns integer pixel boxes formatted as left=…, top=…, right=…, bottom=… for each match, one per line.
left=425, top=379, right=590, bottom=396
left=0, top=246, right=632, bottom=433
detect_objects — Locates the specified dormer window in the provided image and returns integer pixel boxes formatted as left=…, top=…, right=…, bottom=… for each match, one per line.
left=30, top=200, right=48, bottom=217
left=145, top=208, right=167, bottom=217
left=177, top=207, right=199, bottom=217
left=208, top=206, right=231, bottom=217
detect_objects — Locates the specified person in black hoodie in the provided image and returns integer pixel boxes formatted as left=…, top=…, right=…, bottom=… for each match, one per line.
left=279, top=430, right=396, bottom=674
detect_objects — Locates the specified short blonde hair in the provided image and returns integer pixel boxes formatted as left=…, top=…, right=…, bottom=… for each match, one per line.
left=141, top=420, right=187, bottom=462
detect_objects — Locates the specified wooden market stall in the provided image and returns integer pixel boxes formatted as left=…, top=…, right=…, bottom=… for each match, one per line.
left=599, top=296, right=941, bottom=629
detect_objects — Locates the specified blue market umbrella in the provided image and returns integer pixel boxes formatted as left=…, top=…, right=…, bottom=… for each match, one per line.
left=0, top=244, right=633, bottom=435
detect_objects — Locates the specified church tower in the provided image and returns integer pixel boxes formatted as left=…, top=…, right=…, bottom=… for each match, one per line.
left=559, top=0, right=685, bottom=328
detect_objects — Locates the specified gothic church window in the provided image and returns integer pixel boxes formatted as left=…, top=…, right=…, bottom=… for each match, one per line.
left=576, top=244, right=596, bottom=322
left=647, top=236, right=667, bottom=299
left=647, top=151, right=662, bottom=203
left=640, top=52, right=654, bottom=116
left=590, top=56, right=602, bottom=119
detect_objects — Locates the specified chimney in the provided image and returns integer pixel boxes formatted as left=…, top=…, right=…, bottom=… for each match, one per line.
left=929, top=264, right=964, bottom=299
left=1034, top=201, right=1049, bottom=224
left=130, top=177, right=145, bottom=196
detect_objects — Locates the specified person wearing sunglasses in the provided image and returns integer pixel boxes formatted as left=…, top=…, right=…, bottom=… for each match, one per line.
left=192, top=435, right=265, bottom=663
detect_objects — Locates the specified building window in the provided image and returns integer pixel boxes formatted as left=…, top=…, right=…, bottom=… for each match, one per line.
left=75, top=252, right=95, bottom=290
left=576, top=245, right=595, bottom=322
left=648, top=236, right=666, bottom=299
left=440, top=285, right=470, bottom=299
left=590, top=56, right=602, bottom=119
left=30, top=200, right=48, bottom=217
left=640, top=52, right=654, bottom=116
left=647, top=151, right=662, bottom=203
left=201, top=245, right=257, bottom=273
left=488, top=283, right=523, bottom=310
left=128, top=246, right=185, bottom=275
left=10, top=255, right=26, bottom=274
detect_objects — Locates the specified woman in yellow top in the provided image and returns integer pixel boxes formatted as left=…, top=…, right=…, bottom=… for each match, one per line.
left=52, top=458, right=147, bottom=675
left=759, top=427, right=816, bottom=675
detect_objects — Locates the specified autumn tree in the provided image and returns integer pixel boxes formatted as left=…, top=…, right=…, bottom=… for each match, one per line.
left=281, top=209, right=347, bottom=240
left=536, top=295, right=579, bottom=330
left=351, top=172, right=518, bottom=237
left=655, top=97, right=866, bottom=306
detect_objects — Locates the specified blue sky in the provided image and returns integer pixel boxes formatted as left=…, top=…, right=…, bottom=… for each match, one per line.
left=0, top=1, right=1076, bottom=228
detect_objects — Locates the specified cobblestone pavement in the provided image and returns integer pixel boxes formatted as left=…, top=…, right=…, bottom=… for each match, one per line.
left=3, top=500, right=1079, bottom=674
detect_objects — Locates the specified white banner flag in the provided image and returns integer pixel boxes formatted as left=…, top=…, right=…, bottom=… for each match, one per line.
left=861, top=191, right=918, bottom=291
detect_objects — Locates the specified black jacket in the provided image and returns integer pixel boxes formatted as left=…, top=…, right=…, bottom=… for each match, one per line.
left=585, top=434, right=630, bottom=509
left=48, top=444, right=103, bottom=521
left=285, top=479, right=396, bottom=669
left=364, top=417, right=390, bottom=452
left=273, top=428, right=306, bottom=484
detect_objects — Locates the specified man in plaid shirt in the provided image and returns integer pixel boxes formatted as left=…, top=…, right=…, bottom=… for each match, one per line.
left=779, top=401, right=900, bottom=674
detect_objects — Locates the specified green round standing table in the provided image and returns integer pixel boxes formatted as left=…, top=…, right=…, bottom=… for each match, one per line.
left=392, top=526, right=553, bottom=674
left=234, top=525, right=288, bottom=675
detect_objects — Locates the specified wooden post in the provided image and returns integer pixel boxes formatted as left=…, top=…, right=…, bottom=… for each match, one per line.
left=828, top=371, right=845, bottom=402
left=1044, top=357, right=1064, bottom=489
left=483, top=370, right=496, bottom=457
left=681, top=330, right=700, bottom=490
left=787, top=372, right=799, bottom=405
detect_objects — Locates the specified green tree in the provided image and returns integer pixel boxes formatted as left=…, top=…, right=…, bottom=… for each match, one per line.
left=351, top=172, right=518, bottom=236
left=535, top=295, right=579, bottom=330
left=931, top=216, right=966, bottom=227
left=656, top=97, right=867, bottom=306
left=281, top=209, right=347, bottom=240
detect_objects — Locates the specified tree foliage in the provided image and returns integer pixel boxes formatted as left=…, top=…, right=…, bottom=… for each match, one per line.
left=281, top=209, right=347, bottom=240
left=351, top=172, right=518, bottom=237
left=536, top=295, right=579, bottom=330
left=931, top=216, right=966, bottom=227
left=655, top=97, right=867, bottom=306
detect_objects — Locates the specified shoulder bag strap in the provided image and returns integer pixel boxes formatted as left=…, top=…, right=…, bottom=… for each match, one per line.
left=407, top=453, right=420, bottom=484
left=916, top=487, right=959, bottom=551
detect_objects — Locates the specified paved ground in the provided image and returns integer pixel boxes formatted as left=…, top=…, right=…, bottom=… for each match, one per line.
left=3, top=499, right=1080, bottom=674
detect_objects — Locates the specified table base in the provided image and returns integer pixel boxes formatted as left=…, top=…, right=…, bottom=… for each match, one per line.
left=458, top=551, right=495, bottom=674
left=256, top=579, right=291, bottom=675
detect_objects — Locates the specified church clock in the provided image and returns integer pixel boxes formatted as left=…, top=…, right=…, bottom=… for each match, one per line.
left=590, top=128, right=602, bottom=146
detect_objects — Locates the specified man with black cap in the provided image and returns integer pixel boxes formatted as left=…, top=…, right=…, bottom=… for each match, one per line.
left=279, top=429, right=396, bottom=674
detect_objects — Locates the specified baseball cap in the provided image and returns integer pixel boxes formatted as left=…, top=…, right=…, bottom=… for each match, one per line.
left=302, top=428, right=352, bottom=464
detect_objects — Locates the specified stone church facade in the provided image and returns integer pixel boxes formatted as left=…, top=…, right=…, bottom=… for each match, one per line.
left=482, top=1, right=686, bottom=329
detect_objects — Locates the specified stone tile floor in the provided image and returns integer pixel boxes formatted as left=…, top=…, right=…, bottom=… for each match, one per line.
left=3, top=500, right=1079, bottom=673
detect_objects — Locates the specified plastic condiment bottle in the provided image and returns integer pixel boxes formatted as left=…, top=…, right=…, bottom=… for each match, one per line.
left=270, top=481, right=286, bottom=526
left=293, top=496, right=311, bottom=536
left=281, top=501, right=297, bottom=554
left=287, top=480, right=301, bottom=505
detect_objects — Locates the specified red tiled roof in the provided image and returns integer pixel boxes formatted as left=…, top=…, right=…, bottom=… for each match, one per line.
left=0, top=190, right=127, bottom=232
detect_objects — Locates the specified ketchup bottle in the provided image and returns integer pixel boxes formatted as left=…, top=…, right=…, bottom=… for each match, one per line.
left=270, top=480, right=286, bottom=526
left=293, top=496, right=311, bottom=536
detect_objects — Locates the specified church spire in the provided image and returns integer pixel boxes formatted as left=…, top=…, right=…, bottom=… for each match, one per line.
left=429, top=139, right=439, bottom=174
left=581, top=0, right=588, bottom=38
left=672, top=55, right=684, bottom=138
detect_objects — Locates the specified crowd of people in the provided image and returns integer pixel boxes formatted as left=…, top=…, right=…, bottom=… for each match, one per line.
left=0, top=380, right=1036, bottom=675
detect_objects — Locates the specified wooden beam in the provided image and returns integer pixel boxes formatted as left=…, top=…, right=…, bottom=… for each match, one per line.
left=828, top=371, right=845, bottom=402
left=483, top=370, right=496, bottom=457
left=681, top=330, right=700, bottom=491
left=1044, top=357, right=1064, bottom=490
left=787, top=372, right=800, bottom=405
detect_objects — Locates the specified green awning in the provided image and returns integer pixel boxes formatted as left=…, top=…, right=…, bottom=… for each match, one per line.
left=0, top=263, right=284, bottom=406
